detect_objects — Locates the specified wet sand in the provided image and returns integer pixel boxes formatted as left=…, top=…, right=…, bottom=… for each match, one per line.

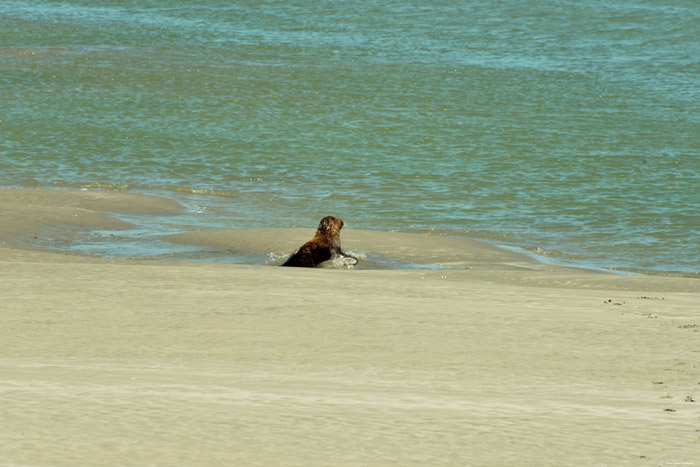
left=1, top=188, right=699, bottom=466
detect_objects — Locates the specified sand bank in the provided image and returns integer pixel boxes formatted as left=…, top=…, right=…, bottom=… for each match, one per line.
left=1, top=188, right=699, bottom=466
left=0, top=187, right=182, bottom=249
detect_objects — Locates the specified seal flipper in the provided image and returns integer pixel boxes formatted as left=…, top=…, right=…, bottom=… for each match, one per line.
left=338, top=253, right=359, bottom=266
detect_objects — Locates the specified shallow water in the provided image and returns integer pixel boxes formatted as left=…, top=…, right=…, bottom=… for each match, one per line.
left=1, top=1, right=699, bottom=274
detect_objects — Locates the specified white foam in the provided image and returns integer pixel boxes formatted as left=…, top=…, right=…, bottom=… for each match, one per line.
left=266, top=251, right=289, bottom=265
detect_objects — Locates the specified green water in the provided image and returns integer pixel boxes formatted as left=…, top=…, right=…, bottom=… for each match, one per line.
left=1, top=1, right=699, bottom=273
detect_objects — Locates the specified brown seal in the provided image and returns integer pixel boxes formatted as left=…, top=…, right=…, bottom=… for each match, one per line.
left=281, top=216, right=358, bottom=268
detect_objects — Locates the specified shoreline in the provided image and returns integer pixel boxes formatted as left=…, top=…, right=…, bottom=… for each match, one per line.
left=0, top=186, right=543, bottom=271
left=2, top=187, right=697, bottom=278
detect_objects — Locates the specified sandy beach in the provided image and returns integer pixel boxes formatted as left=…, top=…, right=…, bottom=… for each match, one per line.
left=1, top=188, right=699, bottom=466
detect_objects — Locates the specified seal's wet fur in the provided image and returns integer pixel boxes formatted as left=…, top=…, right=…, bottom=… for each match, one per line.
left=281, top=216, right=358, bottom=268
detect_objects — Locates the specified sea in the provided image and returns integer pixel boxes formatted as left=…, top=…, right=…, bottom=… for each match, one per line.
left=1, top=0, right=699, bottom=275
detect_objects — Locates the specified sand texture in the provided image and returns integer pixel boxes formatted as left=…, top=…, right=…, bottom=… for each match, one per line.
left=1, top=188, right=699, bottom=466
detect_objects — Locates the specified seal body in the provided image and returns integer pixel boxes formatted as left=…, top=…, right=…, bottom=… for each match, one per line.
left=281, top=216, right=357, bottom=268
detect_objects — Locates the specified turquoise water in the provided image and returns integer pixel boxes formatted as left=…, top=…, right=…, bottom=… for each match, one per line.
left=1, top=1, right=699, bottom=274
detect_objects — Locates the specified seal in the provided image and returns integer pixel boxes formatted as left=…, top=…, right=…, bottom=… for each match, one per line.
left=281, top=216, right=358, bottom=268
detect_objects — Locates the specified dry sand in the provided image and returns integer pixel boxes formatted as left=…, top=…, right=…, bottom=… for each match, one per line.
left=1, top=188, right=699, bottom=466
